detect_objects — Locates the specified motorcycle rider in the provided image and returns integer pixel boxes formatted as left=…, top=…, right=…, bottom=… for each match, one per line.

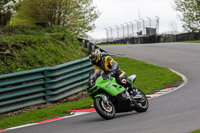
left=89, top=49, right=141, bottom=99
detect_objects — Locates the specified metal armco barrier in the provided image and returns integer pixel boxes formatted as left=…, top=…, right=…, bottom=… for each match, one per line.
left=0, top=56, right=93, bottom=113
left=80, top=38, right=106, bottom=53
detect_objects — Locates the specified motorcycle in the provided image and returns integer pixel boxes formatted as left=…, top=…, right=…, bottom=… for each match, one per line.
left=86, top=70, right=149, bottom=120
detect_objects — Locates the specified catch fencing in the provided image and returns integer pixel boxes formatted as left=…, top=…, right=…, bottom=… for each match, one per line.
left=98, top=32, right=200, bottom=44
left=105, top=17, right=159, bottom=41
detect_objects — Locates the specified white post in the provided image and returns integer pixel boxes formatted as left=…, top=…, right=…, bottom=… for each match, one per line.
left=125, top=23, right=129, bottom=38
left=120, top=24, right=125, bottom=39
left=129, top=22, right=134, bottom=37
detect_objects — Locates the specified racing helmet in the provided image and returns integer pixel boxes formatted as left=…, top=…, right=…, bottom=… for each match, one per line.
left=89, top=49, right=102, bottom=64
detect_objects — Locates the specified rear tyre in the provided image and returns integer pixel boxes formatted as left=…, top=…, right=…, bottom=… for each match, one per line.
left=134, top=88, right=149, bottom=112
left=94, top=97, right=116, bottom=120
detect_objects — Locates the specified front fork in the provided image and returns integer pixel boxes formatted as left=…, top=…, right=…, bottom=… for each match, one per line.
left=95, top=93, right=109, bottom=105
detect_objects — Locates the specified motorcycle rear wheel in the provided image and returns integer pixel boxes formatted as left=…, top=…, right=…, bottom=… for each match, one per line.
left=94, top=97, right=116, bottom=120
left=134, top=88, right=149, bottom=112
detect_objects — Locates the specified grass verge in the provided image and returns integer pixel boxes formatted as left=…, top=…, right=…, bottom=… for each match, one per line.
left=176, top=40, right=200, bottom=43
left=0, top=25, right=87, bottom=74
left=113, top=56, right=182, bottom=94
left=191, top=129, right=200, bottom=133
left=0, top=97, right=93, bottom=129
left=0, top=56, right=182, bottom=129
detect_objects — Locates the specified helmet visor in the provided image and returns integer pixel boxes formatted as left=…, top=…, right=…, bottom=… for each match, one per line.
left=91, top=56, right=97, bottom=61
left=90, top=55, right=97, bottom=61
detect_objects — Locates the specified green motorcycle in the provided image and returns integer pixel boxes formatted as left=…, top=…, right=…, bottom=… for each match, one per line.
left=86, top=70, right=149, bottom=120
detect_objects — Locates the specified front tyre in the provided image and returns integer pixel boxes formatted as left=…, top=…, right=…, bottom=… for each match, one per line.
left=134, top=88, right=149, bottom=112
left=94, top=97, right=116, bottom=120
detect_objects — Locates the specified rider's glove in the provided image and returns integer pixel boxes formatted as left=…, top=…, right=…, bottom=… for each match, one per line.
left=104, top=72, right=113, bottom=80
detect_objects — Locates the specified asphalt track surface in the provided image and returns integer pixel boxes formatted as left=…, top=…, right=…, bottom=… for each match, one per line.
left=5, top=43, right=200, bottom=133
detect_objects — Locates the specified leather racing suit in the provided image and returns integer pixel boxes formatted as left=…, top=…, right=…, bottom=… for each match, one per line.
left=92, top=55, right=133, bottom=89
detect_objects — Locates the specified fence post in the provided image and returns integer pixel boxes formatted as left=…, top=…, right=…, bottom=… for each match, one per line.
left=82, top=39, right=86, bottom=48
left=87, top=42, right=91, bottom=53
left=91, top=44, right=95, bottom=51
left=44, top=68, right=52, bottom=103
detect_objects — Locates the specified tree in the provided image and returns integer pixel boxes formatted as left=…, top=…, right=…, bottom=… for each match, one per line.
left=0, top=0, right=16, bottom=26
left=0, top=0, right=17, bottom=12
left=60, top=0, right=100, bottom=37
left=174, top=0, right=200, bottom=32
left=10, top=0, right=100, bottom=37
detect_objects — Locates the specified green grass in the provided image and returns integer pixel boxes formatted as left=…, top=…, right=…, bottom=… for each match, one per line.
left=0, top=97, right=93, bottom=129
left=113, top=56, right=182, bottom=94
left=0, top=56, right=182, bottom=129
left=0, top=25, right=87, bottom=74
left=191, top=129, right=200, bottom=133
left=177, top=40, right=200, bottom=43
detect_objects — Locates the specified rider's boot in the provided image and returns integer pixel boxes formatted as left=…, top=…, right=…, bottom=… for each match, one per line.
left=131, top=87, right=142, bottom=99
left=126, top=81, right=142, bottom=99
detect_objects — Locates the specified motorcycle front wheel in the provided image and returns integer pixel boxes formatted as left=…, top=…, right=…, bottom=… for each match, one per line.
left=134, top=88, right=149, bottom=112
left=94, top=97, right=116, bottom=120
